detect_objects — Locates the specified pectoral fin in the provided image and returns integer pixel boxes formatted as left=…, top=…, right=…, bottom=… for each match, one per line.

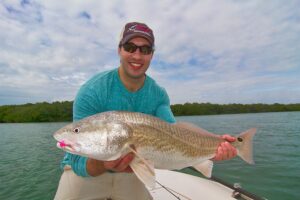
left=128, top=146, right=156, bottom=188
left=193, top=160, right=213, bottom=178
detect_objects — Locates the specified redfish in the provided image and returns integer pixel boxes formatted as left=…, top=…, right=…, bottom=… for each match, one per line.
left=54, top=111, right=256, bottom=188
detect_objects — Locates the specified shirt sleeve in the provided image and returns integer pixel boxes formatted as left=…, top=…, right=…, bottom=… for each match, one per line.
left=61, top=153, right=90, bottom=177
left=60, top=84, right=102, bottom=177
left=155, top=89, right=176, bottom=123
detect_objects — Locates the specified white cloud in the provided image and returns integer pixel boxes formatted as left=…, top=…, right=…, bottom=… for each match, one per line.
left=0, top=0, right=299, bottom=105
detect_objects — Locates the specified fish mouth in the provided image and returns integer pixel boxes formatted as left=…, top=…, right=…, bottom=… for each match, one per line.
left=56, top=139, right=81, bottom=153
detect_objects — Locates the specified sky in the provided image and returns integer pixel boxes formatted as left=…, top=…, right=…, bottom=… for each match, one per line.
left=1, top=0, right=300, bottom=105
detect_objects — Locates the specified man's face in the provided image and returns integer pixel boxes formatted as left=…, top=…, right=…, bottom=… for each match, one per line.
left=118, top=37, right=153, bottom=80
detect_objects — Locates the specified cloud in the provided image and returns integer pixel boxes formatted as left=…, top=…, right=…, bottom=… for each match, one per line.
left=0, top=0, right=299, bottom=105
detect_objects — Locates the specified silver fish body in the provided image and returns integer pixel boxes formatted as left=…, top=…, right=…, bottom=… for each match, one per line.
left=54, top=111, right=256, bottom=187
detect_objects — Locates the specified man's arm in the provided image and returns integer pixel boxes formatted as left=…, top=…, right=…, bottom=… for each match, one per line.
left=156, top=104, right=176, bottom=123
left=155, top=89, right=176, bottom=123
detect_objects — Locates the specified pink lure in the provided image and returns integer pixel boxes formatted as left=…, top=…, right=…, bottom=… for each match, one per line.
left=58, top=140, right=67, bottom=148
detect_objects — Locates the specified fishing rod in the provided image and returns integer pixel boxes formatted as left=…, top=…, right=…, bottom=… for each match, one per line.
left=155, top=180, right=182, bottom=200
left=210, top=176, right=267, bottom=200
left=155, top=180, right=194, bottom=200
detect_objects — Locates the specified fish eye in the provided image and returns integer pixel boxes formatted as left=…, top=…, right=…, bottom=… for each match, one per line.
left=237, top=137, right=243, bottom=142
left=73, top=128, right=80, bottom=133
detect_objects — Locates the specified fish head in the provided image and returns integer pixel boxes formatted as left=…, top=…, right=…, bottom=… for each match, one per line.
left=53, top=117, right=132, bottom=161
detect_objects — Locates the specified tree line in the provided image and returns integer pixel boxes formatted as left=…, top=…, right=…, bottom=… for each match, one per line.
left=0, top=101, right=72, bottom=123
left=171, top=102, right=300, bottom=116
left=0, top=101, right=300, bottom=123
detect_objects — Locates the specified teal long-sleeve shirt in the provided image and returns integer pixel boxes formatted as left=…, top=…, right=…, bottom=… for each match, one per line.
left=60, top=68, right=176, bottom=177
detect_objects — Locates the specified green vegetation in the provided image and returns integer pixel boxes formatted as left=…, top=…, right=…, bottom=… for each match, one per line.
left=0, top=101, right=300, bottom=123
left=171, top=102, right=300, bottom=116
left=0, top=101, right=72, bottom=123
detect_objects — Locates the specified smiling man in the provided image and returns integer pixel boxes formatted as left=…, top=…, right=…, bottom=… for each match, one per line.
left=54, top=22, right=237, bottom=200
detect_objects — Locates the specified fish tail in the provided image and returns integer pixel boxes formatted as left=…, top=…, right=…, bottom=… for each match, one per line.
left=236, top=128, right=257, bottom=164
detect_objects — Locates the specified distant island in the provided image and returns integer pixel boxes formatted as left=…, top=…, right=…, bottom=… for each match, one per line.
left=0, top=101, right=300, bottom=123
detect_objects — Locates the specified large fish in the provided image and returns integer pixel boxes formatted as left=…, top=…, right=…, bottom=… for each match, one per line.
left=54, top=111, right=256, bottom=188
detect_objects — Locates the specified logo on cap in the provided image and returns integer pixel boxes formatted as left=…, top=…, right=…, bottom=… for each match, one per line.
left=128, top=24, right=152, bottom=36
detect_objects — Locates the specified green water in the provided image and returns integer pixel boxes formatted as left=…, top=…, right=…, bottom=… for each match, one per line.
left=1, top=112, right=299, bottom=200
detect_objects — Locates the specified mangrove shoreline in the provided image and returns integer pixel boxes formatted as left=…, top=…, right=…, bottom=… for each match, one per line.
left=0, top=101, right=300, bottom=123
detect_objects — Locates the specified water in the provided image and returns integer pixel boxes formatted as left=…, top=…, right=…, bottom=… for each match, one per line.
left=0, top=112, right=299, bottom=200
left=177, top=112, right=300, bottom=200
left=0, top=123, right=65, bottom=199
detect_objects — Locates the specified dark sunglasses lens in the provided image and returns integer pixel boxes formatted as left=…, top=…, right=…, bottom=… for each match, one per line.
left=123, top=43, right=152, bottom=55
left=140, top=46, right=152, bottom=55
left=123, top=43, right=137, bottom=53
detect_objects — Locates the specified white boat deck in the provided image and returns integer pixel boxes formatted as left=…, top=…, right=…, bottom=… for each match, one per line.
left=149, top=169, right=236, bottom=200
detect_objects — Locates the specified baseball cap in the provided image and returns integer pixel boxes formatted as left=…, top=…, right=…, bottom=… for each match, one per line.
left=119, top=22, right=155, bottom=48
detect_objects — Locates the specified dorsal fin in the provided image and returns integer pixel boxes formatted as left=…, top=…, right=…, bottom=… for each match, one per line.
left=174, top=122, right=217, bottom=137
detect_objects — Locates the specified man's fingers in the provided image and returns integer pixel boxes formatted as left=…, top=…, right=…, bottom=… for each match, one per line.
left=104, top=158, right=122, bottom=170
left=114, top=153, right=134, bottom=171
left=104, top=153, right=135, bottom=172
left=222, top=134, right=236, bottom=142
left=221, top=142, right=229, bottom=159
left=214, top=146, right=223, bottom=160
left=213, top=140, right=237, bottom=161
left=222, top=141, right=237, bottom=159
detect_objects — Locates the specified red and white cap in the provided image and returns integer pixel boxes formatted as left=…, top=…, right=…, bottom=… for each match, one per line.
left=119, top=22, right=155, bottom=47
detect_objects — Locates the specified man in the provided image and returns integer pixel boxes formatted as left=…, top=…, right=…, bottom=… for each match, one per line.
left=54, top=22, right=237, bottom=200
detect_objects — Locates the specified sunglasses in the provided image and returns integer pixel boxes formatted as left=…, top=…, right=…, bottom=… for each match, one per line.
left=122, top=43, right=153, bottom=55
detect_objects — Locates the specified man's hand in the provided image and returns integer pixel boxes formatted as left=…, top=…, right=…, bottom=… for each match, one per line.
left=103, top=152, right=135, bottom=173
left=87, top=153, right=135, bottom=176
left=212, top=134, right=237, bottom=161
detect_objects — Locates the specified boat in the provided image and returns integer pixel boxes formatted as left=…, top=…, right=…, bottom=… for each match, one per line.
left=55, top=167, right=266, bottom=200
left=148, top=169, right=267, bottom=200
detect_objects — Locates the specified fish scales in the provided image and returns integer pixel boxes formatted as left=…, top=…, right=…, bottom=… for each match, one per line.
left=54, top=110, right=256, bottom=186
left=105, top=111, right=223, bottom=158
